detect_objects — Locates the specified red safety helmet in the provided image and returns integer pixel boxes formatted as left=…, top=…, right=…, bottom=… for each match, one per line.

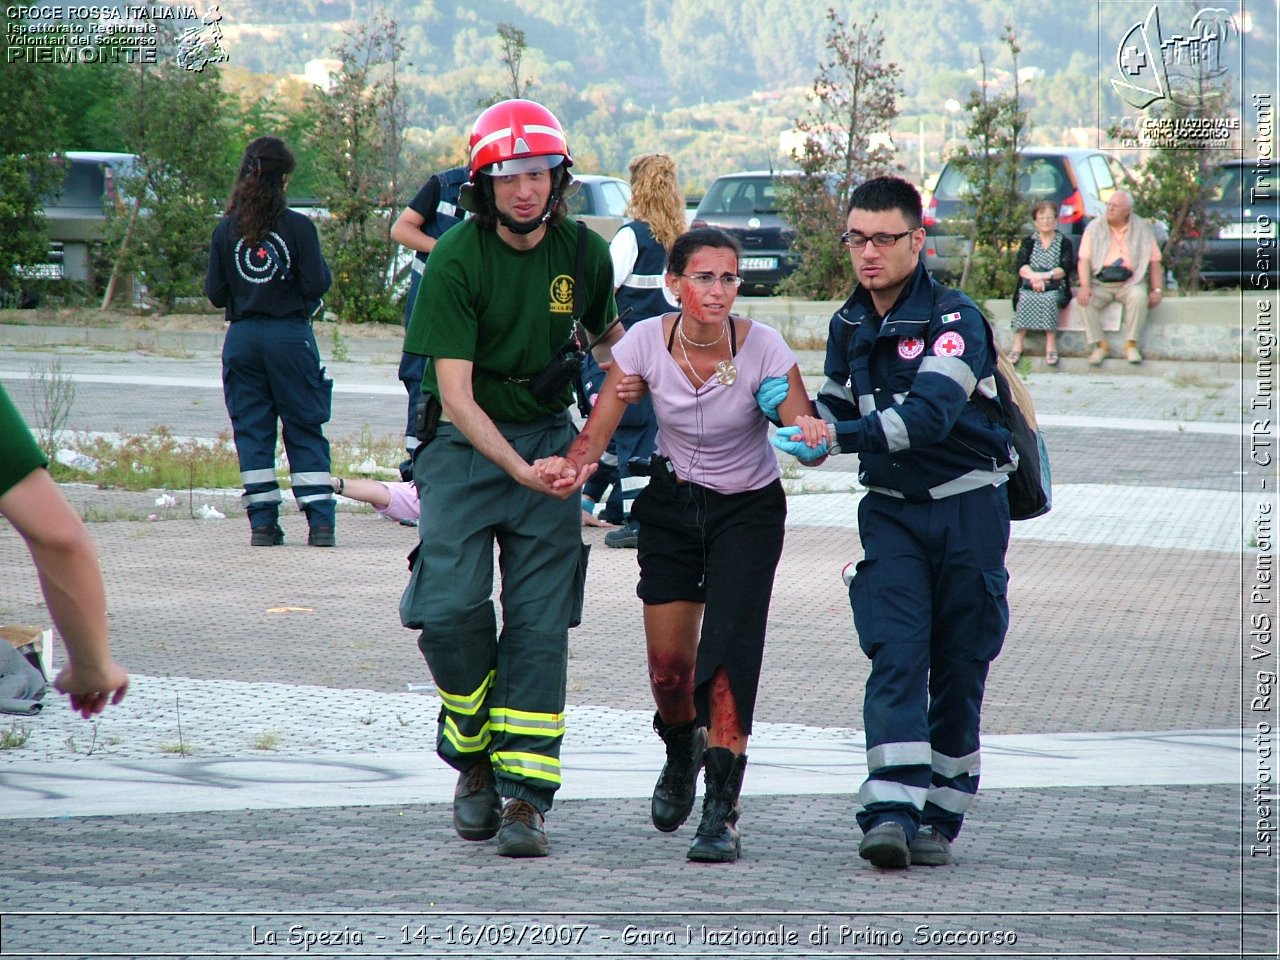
left=468, top=99, right=573, bottom=179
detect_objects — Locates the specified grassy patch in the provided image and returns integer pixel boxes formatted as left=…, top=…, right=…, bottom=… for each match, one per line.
left=50, top=425, right=406, bottom=494
left=78, top=504, right=159, bottom=522
left=49, top=427, right=242, bottom=491
left=64, top=723, right=103, bottom=755
left=334, top=425, right=404, bottom=477
left=158, top=741, right=193, bottom=755
left=248, top=731, right=282, bottom=751
left=0, top=721, right=32, bottom=750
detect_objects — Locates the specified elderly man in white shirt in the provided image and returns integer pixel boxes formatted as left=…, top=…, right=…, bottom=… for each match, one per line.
left=1076, top=191, right=1163, bottom=365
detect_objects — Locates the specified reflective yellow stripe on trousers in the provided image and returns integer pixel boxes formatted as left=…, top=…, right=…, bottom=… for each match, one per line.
left=489, top=707, right=566, bottom=739
left=441, top=717, right=492, bottom=754
left=492, top=750, right=562, bottom=787
left=436, top=670, right=495, bottom=717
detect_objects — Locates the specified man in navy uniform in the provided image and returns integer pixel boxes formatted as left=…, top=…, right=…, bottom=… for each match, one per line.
left=390, top=164, right=470, bottom=479
left=806, top=176, right=1013, bottom=869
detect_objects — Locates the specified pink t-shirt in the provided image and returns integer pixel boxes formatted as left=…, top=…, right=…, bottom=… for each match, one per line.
left=376, top=480, right=420, bottom=521
left=610, top=315, right=798, bottom=494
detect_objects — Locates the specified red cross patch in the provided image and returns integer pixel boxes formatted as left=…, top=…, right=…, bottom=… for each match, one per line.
left=933, top=331, right=966, bottom=357
left=897, top=337, right=925, bottom=360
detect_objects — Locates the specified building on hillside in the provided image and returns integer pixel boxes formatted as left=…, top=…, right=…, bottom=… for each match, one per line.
left=303, top=59, right=341, bottom=92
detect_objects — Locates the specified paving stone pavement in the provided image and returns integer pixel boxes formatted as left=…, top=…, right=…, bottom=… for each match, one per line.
left=0, top=787, right=1269, bottom=959
left=0, top=323, right=1272, bottom=959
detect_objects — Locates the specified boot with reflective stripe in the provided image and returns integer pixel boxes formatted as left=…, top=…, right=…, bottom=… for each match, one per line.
left=686, top=747, right=746, bottom=862
left=651, top=713, right=707, bottom=832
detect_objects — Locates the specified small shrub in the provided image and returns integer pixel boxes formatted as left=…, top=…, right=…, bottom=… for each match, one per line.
left=1, top=721, right=32, bottom=750
left=248, top=731, right=281, bottom=751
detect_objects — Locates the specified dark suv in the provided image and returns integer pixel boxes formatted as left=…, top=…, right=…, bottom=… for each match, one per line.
left=691, top=171, right=798, bottom=293
left=924, top=147, right=1140, bottom=283
left=1183, top=159, right=1278, bottom=288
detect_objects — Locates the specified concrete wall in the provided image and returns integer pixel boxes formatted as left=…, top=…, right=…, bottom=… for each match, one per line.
left=733, top=290, right=1267, bottom=362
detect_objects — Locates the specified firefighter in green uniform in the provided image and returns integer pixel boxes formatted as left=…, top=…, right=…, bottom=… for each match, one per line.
left=400, top=99, right=620, bottom=857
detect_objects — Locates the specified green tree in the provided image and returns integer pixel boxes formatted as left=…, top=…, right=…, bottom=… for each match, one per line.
left=777, top=9, right=901, bottom=299
left=46, top=53, right=129, bottom=152
left=307, top=15, right=406, bottom=325
left=101, top=29, right=232, bottom=312
left=1122, top=63, right=1233, bottom=293
left=496, top=21, right=533, bottom=101
left=0, top=14, right=66, bottom=304
left=221, top=71, right=326, bottom=200
left=947, top=25, right=1028, bottom=302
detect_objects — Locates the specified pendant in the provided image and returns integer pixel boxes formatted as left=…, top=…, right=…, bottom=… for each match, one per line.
left=714, top=360, right=737, bottom=386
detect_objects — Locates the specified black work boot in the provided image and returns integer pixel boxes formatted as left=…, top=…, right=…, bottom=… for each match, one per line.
left=452, top=759, right=500, bottom=841
left=686, top=746, right=747, bottom=862
left=496, top=799, right=549, bottom=858
left=651, top=713, right=707, bottom=832
left=250, top=524, right=284, bottom=547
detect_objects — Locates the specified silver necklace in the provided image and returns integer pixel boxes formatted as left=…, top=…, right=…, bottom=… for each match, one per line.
left=675, top=318, right=738, bottom=388
left=677, top=314, right=727, bottom=348
left=677, top=334, right=710, bottom=389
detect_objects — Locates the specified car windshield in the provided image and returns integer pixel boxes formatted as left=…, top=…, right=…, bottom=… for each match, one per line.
left=567, top=179, right=631, bottom=217
left=701, top=177, right=779, bottom=216
left=934, top=157, right=1070, bottom=203
left=1206, top=165, right=1244, bottom=206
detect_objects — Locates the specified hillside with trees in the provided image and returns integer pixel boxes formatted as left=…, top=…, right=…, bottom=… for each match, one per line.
left=3, top=0, right=1268, bottom=314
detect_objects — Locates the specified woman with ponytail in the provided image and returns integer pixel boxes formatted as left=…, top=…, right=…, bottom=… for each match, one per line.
left=205, top=136, right=337, bottom=548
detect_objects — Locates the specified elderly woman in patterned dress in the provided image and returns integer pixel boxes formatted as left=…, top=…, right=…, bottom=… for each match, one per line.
left=1009, top=200, right=1074, bottom=367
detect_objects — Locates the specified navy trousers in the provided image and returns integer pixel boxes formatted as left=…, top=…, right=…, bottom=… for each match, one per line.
left=849, top=484, right=1010, bottom=842
left=613, top=393, right=658, bottom=518
left=398, top=268, right=426, bottom=461
left=222, top=317, right=334, bottom=529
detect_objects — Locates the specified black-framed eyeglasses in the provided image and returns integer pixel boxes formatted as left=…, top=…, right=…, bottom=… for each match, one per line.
left=839, top=230, right=914, bottom=250
left=678, top=273, right=744, bottom=289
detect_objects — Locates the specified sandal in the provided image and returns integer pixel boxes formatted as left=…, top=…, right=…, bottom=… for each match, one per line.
left=1046, top=351, right=1059, bottom=366
left=1007, top=350, right=1022, bottom=363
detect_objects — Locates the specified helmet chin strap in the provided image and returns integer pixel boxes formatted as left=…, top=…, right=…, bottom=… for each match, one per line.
left=496, top=197, right=556, bottom=235
left=485, top=166, right=568, bottom=235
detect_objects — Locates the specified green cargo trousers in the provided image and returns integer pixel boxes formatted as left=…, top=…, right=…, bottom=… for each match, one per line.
left=401, top=412, right=583, bottom=813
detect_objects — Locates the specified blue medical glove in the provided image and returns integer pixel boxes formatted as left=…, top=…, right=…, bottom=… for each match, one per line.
left=770, top=426, right=829, bottom=464
left=755, top=376, right=789, bottom=421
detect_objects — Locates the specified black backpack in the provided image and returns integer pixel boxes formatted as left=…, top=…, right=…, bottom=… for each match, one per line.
left=975, top=347, right=1053, bottom=520
left=932, top=281, right=1052, bottom=521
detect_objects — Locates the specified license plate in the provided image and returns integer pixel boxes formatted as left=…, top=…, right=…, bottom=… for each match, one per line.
left=1220, top=221, right=1278, bottom=239
left=740, top=256, right=777, bottom=271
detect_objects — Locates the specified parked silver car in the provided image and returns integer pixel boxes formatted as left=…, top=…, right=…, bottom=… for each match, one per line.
left=567, top=173, right=631, bottom=241
left=924, top=147, right=1141, bottom=283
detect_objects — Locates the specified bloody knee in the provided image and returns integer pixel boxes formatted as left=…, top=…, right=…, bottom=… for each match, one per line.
left=648, top=653, right=694, bottom=717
